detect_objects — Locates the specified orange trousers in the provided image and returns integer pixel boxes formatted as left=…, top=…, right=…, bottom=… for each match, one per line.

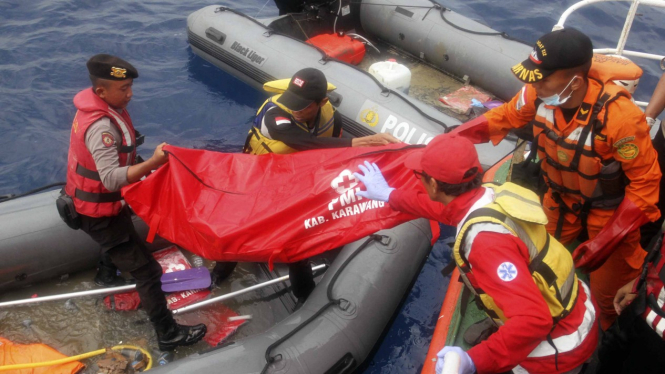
left=543, top=193, right=646, bottom=330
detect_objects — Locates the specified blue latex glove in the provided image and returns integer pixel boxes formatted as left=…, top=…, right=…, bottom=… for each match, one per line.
left=353, top=161, right=395, bottom=202
left=435, top=346, right=475, bottom=374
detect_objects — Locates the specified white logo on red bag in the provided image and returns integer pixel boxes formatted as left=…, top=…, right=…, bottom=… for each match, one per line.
left=292, top=77, right=305, bottom=88
left=305, top=168, right=386, bottom=229
left=331, top=169, right=358, bottom=194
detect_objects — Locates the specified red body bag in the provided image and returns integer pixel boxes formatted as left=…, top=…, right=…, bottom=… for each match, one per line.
left=122, top=144, right=423, bottom=265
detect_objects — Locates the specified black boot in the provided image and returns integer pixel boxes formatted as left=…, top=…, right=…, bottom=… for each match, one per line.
left=211, top=262, right=238, bottom=286
left=94, top=261, right=129, bottom=287
left=154, top=316, right=207, bottom=351
left=289, top=260, right=315, bottom=302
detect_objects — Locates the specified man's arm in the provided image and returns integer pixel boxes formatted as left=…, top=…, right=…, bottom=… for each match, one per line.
left=606, top=104, right=661, bottom=221
left=332, top=110, right=343, bottom=138
left=646, top=72, right=665, bottom=122
left=451, top=86, right=537, bottom=145
left=85, top=119, right=130, bottom=192
left=466, top=232, right=553, bottom=373
left=126, top=143, right=168, bottom=184
left=483, top=86, right=538, bottom=145
left=573, top=103, right=662, bottom=271
left=265, top=109, right=352, bottom=150
left=86, top=119, right=167, bottom=192
left=265, top=108, right=399, bottom=151
left=388, top=189, right=449, bottom=224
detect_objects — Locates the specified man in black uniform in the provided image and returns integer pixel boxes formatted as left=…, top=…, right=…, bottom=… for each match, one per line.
left=63, top=54, right=206, bottom=351
left=214, top=68, right=399, bottom=302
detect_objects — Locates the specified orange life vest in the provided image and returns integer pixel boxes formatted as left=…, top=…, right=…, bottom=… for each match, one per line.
left=530, top=73, right=633, bottom=213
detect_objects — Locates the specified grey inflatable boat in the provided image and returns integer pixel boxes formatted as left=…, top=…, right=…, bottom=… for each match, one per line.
left=0, top=1, right=530, bottom=372
left=0, top=189, right=175, bottom=293
left=151, top=219, right=433, bottom=374
left=0, top=0, right=529, bottom=292
left=187, top=0, right=530, bottom=165
left=0, top=184, right=433, bottom=374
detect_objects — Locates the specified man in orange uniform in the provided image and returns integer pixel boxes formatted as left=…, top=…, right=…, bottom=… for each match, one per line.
left=451, top=28, right=661, bottom=330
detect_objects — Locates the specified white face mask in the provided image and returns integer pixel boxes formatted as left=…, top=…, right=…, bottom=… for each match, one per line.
left=539, top=76, right=578, bottom=106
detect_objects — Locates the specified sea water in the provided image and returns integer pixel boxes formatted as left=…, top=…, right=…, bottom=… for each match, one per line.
left=1, top=1, right=664, bottom=372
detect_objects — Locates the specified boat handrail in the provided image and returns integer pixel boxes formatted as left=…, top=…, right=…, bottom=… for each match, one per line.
left=553, top=0, right=665, bottom=107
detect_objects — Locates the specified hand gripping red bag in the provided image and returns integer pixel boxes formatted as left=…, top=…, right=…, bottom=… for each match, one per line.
left=122, top=144, right=423, bottom=266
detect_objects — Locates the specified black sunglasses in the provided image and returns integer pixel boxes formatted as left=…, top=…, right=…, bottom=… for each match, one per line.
left=413, top=170, right=428, bottom=179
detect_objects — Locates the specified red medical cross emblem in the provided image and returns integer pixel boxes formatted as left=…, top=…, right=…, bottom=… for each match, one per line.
left=338, top=174, right=355, bottom=189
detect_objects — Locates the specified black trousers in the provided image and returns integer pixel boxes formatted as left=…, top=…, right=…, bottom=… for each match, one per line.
left=80, top=207, right=173, bottom=325
left=213, top=260, right=314, bottom=299
left=640, top=128, right=665, bottom=248
left=597, top=303, right=665, bottom=373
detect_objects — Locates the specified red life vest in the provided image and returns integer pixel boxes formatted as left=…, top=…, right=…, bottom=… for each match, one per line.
left=65, top=88, right=136, bottom=218
left=639, top=235, right=665, bottom=339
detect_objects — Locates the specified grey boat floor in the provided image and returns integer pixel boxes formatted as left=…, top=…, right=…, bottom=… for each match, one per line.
left=357, top=42, right=496, bottom=123
left=0, top=248, right=333, bottom=372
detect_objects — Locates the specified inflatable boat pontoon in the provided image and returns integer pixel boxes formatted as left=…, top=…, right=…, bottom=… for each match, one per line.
left=186, top=0, right=530, bottom=166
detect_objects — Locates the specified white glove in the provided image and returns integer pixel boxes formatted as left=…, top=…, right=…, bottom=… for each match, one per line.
left=435, top=346, right=476, bottom=374
left=646, top=116, right=656, bottom=129
left=353, top=161, right=395, bottom=202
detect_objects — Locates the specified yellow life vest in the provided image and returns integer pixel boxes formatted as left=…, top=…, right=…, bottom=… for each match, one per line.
left=453, top=183, right=579, bottom=325
left=244, top=79, right=337, bottom=155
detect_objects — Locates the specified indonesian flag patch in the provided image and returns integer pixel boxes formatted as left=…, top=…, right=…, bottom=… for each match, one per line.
left=292, top=77, right=305, bottom=88
left=275, top=117, right=291, bottom=126
left=101, top=132, right=116, bottom=147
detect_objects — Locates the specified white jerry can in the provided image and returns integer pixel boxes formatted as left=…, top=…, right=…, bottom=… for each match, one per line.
left=368, top=59, right=412, bottom=94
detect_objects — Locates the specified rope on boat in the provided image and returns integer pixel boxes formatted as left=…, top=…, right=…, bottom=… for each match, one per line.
left=0, top=182, right=66, bottom=203
left=259, top=234, right=387, bottom=374
left=346, top=1, right=530, bottom=45
left=214, top=6, right=452, bottom=130
left=437, top=7, right=530, bottom=45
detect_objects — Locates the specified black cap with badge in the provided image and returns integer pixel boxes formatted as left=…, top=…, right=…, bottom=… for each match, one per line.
left=511, top=28, right=593, bottom=84
left=87, top=54, right=139, bottom=81
left=276, top=68, right=328, bottom=112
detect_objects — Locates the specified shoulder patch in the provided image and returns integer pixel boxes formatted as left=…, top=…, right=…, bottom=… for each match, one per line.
left=576, top=102, right=592, bottom=122
left=497, top=262, right=518, bottom=282
left=101, top=132, right=116, bottom=148
left=274, top=116, right=291, bottom=126
left=617, top=143, right=639, bottom=160
left=613, top=136, right=635, bottom=148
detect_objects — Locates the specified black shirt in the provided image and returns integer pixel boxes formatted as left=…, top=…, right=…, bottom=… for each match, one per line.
left=262, top=106, right=351, bottom=151
left=560, top=106, right=580, bottom=124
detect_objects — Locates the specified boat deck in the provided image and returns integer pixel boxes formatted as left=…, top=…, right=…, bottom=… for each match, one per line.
left=0, top=252, right=332, bottom=372
left=357, top=42, right=496, bottom=123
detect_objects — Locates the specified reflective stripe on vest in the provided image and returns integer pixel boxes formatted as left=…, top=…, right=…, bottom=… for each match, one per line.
left=453, top=183, right=579, bottom=325
left=641, top=238, right=665, bottom=338
left=244, top=95, right=336, bottom=155
left=644, top=285, right=665, bottom=338
left=531, top=80, right=629, bottom=211
left=527, top=282, right=595, bottom=358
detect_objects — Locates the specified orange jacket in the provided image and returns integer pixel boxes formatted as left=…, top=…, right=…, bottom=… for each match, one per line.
left=484, top=77, right=660, bottom=221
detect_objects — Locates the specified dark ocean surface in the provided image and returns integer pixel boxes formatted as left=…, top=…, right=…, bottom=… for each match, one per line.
left=1, top=1, right=663, bottom=372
